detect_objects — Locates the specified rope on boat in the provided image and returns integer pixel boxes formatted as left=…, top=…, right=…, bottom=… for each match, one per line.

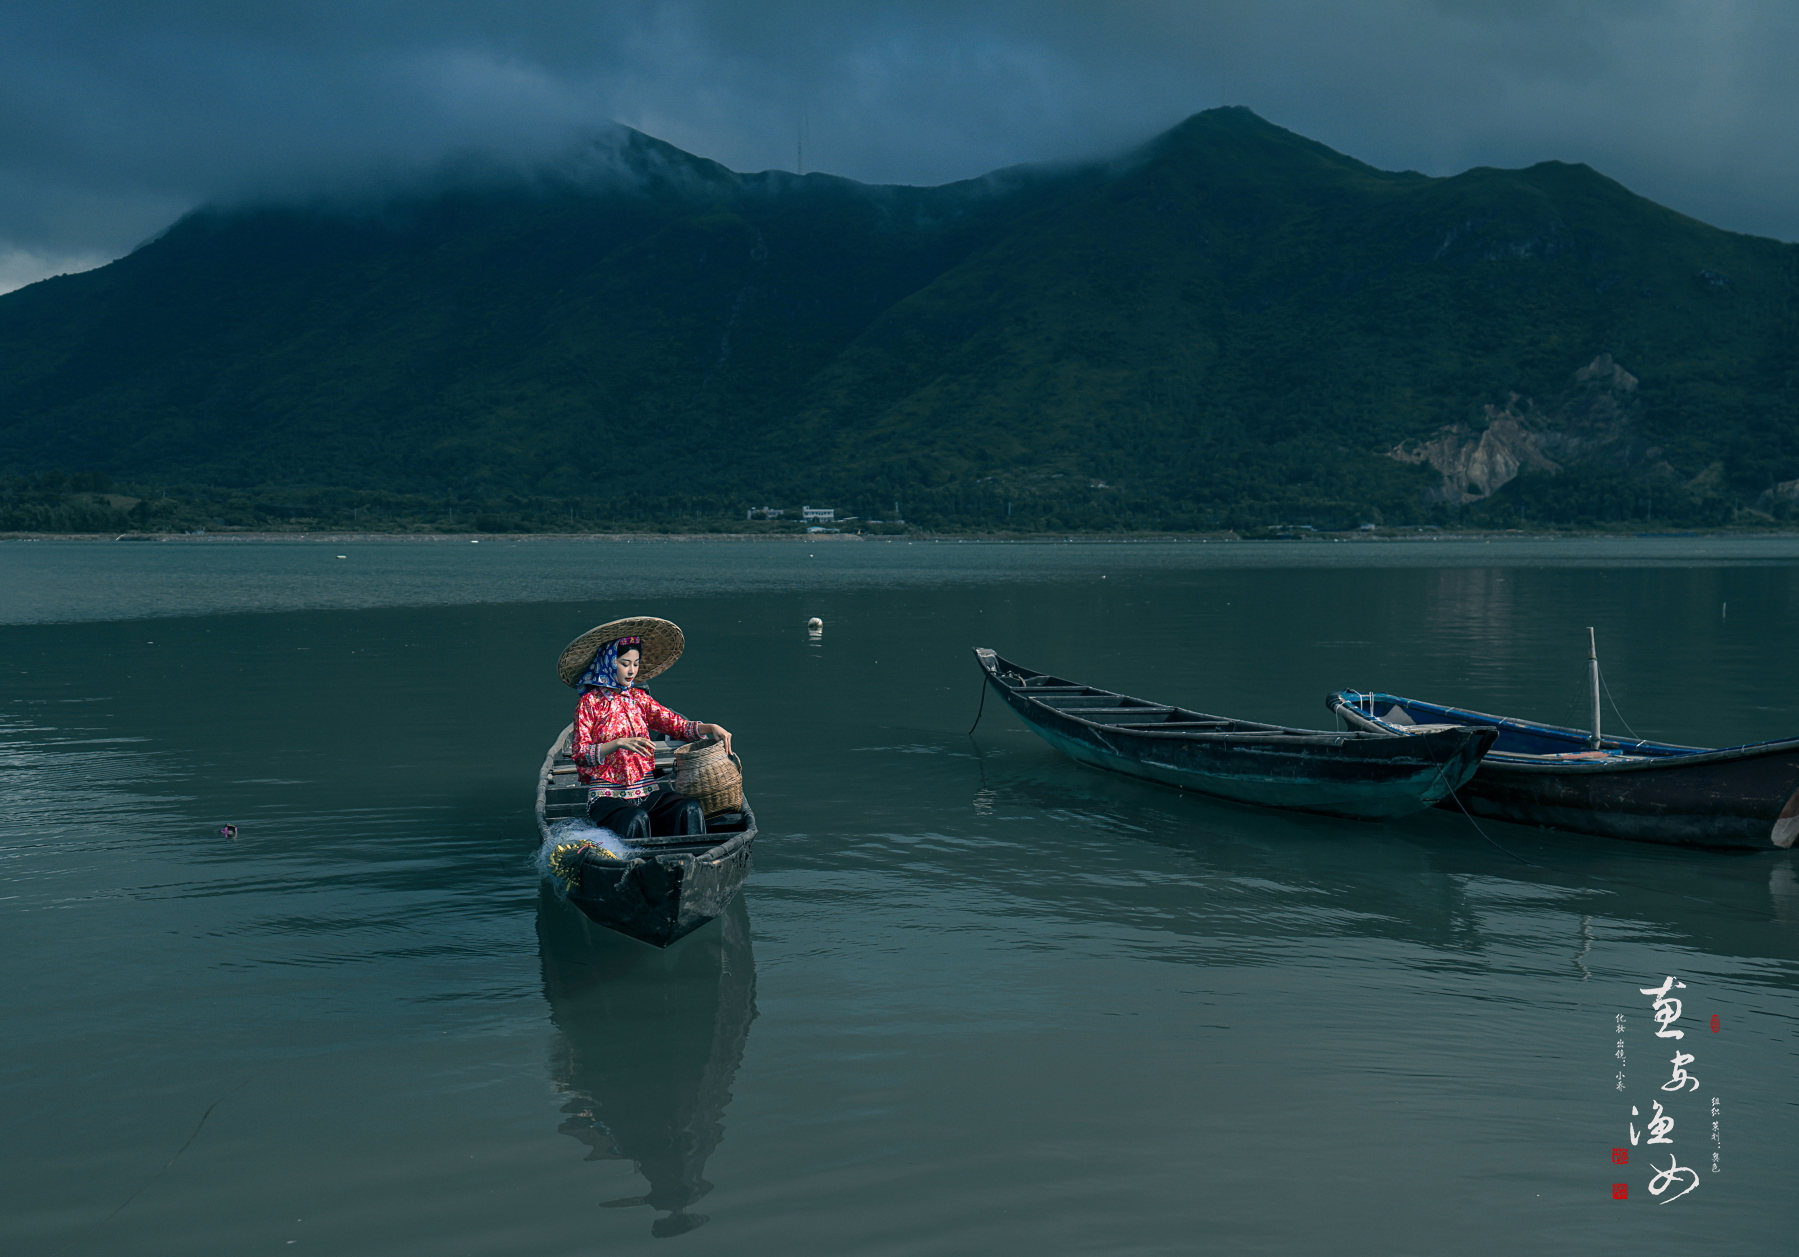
left=1413, top=726, right=1541, bottom=867
left=967, top=672, right=988, bottom=736
left=1443, top=785, right=1540, bottom=867
left=1597, top=662, right=1643, bottom=741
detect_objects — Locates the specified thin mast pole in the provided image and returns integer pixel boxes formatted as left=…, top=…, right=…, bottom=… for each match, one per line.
left=1587, top=627, right=1602, bottom=749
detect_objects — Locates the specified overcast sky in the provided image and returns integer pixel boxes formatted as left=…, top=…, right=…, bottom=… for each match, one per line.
left=2, top=0, right=1794, bottom=294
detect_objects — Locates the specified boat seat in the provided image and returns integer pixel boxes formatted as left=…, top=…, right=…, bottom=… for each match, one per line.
left=1112, top=721, right=1234, bottom=730
left=1490, top=750, right=1635, bottom=761
left=1398, top=723, right=1466, bottom=734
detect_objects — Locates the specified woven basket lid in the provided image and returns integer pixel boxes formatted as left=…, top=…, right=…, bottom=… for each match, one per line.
left=557, top=616, right=685, bottom=687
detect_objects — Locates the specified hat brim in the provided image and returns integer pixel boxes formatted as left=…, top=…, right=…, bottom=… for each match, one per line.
left=557, top=617, right=685, bottom=687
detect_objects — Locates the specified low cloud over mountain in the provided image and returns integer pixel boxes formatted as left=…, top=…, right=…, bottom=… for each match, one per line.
left=3, top=1, right=1797, bottom=293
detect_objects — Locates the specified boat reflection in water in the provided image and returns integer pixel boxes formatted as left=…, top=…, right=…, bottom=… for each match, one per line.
left=537, top=887, right=757, bottom=1238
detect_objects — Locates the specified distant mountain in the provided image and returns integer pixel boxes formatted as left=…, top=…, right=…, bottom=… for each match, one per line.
left=3, top=107, right=1796, bottom=532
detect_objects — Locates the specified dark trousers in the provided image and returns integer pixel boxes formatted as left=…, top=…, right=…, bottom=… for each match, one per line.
left=588, top=789, right=705, bottom=841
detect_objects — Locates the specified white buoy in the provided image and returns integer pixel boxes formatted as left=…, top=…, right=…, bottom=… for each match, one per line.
left=807, top=617, right=823, bottom=630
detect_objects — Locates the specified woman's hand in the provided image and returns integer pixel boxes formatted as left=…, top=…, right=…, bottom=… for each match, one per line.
left=602, top=736, right=655, bottom=758
left=697, top=723, right=734, bottom=756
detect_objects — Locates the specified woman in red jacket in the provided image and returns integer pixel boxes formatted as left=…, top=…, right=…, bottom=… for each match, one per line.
left=559, top=617, right=733, bottom=842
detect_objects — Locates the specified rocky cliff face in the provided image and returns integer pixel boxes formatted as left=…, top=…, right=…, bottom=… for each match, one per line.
left=1389, top=355, right=1660, bottom=503
left=1760, top=478, right=1799, bottom=508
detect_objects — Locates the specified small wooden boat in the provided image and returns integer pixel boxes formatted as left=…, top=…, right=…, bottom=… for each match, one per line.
left=535, top=724, right=757, bottom=947
left=1328, top=690, right=1799, bottom=850
left=975, top=648, right=1496, bottom=820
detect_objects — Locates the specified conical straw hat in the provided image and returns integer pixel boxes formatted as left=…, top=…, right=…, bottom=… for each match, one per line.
left=557, top=617, right=685, bottom=687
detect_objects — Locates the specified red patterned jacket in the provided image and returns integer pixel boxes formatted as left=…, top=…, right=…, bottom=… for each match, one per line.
left=572, top=688, right=700, bottom=799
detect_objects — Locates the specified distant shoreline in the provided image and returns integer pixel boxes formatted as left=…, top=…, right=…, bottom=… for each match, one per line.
left=6, top=528, right=1798, bottom=544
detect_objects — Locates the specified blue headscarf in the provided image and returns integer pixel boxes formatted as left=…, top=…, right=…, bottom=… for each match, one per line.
left=578, top=637, right=640, bottom=694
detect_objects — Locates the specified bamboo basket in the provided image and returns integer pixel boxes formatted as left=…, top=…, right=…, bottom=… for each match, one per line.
left=672, top=738, right=744, bottom=817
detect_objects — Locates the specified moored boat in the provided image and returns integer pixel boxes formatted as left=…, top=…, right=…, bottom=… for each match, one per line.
left=536, top=723, right=757, bottom=946
left=1327, top=690, right=1799, bottom=850
left=975, top=648, right=1495, bottom=820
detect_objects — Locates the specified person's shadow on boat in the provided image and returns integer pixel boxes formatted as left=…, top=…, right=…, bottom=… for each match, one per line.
left=536, top=888, right=757, bottom=1238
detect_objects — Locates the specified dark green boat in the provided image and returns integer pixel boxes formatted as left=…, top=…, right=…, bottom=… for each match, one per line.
left=975, top=648, right=1495, bottom=821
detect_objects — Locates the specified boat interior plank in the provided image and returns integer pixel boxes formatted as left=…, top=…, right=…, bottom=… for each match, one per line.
left=1111, top=721, right=1236, bottom=730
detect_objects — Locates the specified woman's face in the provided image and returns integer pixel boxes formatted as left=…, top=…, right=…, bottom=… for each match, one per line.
left=614, top=646, right=641, bottom=686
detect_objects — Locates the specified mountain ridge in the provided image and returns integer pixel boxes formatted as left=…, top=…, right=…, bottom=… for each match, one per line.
left=3, top=107, right=1796, bottom=532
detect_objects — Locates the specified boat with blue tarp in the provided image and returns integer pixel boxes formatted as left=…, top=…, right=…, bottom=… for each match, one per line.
left=1326, top=689, right=1799, bottom=849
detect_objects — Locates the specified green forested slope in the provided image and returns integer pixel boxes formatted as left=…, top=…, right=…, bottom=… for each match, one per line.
left=3, top=108, right=1796, bottom=532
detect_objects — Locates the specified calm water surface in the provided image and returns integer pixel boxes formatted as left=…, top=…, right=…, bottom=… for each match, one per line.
left=3, top=538, right=1796, bottom=1254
